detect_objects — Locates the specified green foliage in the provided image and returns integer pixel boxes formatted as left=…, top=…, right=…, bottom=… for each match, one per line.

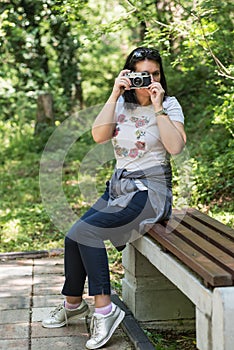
left=213, top=89, right=234, bottom=136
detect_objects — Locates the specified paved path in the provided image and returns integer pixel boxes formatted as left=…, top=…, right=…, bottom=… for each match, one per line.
left=0, top=256, right=134, bottom=350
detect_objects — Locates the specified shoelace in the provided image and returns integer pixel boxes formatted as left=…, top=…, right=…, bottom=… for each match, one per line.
left=50, top=304, right=68, bottom=326
left=90, top=316, right=103, bottom=340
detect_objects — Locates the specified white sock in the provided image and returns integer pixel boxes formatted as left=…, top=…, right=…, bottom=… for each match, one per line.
left=64, top=301, right=80, bottom=310
left=95, top=303, right=112, bottom=315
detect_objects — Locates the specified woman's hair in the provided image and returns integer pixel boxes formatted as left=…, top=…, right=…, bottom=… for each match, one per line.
left=122, top=47, right=168, bottom=107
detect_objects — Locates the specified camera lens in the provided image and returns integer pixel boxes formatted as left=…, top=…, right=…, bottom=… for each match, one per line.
left=133, top=76, right=143, bottom=87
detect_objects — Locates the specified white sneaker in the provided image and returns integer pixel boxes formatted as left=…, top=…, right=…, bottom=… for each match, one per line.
left=42, top=299, right=90, bottom=328
left=86, top=302, right=125, bottom=349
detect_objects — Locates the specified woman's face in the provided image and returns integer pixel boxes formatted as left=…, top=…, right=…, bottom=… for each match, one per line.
left=134, top=59, right=161, bottom=83
left=133, top=59, right=161, bottom=102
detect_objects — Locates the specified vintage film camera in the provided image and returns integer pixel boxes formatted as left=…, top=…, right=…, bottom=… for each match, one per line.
left=125, top=71, right=151, bottom=89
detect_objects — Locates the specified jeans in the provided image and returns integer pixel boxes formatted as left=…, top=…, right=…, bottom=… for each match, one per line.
left=62, top=183, right=155, bottom=296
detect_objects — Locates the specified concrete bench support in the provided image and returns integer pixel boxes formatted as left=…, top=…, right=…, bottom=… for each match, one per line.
left=122, top=243, right=195, bottom=328
left=212, top=288, right=234, bottom=350
left=122, top=236, right=234, bottom=350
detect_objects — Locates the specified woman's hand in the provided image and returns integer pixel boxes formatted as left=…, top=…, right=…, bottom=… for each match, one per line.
left=92, top=69, right=131, bottom=144
left=111, top=69, right=131, bottom=98
left=148, top=82, right=165, bottom=111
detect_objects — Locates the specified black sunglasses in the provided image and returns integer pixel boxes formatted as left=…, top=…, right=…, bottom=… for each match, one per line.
left=131, top=48, right=160, bottom=60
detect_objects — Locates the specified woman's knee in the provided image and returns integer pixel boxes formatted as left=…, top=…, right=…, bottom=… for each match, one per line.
left=66, top=220, right=83, bottom=241
left=65, top=220, right=93, bottom=246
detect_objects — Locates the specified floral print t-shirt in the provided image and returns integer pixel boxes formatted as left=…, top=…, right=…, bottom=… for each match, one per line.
left=112, top=96, right=184, bottom=171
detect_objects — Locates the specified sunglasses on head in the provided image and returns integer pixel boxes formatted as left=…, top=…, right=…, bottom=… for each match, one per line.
left=131, top=48, right=160, bottom=60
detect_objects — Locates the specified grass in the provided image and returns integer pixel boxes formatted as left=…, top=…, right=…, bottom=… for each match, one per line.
left=0, top=153, right=64, bottom=252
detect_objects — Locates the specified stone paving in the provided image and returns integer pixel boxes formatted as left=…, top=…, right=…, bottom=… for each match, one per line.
left=0, top=256, right=134, bottom=350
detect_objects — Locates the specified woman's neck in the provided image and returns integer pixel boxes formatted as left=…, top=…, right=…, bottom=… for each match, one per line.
left=135, top=91, right=151, bottom=106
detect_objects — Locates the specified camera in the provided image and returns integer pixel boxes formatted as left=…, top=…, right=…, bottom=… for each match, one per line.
left=125, top=71, right=151, bottom=89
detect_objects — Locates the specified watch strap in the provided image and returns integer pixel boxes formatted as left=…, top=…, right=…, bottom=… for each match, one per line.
left=155, top=108, right=168, bottom=117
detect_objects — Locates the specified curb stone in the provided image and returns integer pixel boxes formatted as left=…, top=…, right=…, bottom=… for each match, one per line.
left=111, top=294, right=155, bottom=350
left=0, top=248, right=64, bottom=261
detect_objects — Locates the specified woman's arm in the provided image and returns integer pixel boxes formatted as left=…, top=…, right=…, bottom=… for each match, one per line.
left=156, top=116, right=186, bottom=155
left=92, top=69, right=131, bottom=143
left=91, top=95, right=118, bottom=144
left=148, top=82, right=186, bottom=155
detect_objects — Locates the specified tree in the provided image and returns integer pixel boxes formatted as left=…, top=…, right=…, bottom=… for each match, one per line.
left=0, top=0, right=84, bottom=132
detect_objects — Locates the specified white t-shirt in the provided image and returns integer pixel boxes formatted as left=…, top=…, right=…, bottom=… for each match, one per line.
left=112, top=96, right=184, bottom=171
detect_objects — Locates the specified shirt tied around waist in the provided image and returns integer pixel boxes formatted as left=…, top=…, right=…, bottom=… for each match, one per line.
left=108, top=164, right=172, bottom=234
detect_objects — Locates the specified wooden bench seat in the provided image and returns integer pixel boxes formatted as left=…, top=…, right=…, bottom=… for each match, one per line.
left=148, top=208, right=234, bottom=288
left=122, top=208, right=234, bottom=350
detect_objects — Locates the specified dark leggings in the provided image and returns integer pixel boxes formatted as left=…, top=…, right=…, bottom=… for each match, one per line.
left=62, top=185, right=155, bottom=296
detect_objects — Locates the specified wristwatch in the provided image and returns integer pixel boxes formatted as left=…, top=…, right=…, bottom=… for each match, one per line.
left=155, top=108, right=168, bottom=117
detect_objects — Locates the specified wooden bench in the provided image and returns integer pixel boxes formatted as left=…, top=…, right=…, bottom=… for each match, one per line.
left=122, top=208, right=234, bottom=350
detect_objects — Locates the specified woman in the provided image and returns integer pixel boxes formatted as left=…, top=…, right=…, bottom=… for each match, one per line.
left=42, top=47, right=186, bottom=350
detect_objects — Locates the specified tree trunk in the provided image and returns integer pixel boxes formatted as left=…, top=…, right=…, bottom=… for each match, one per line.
left=73, top=81, right=84, bottom=110
left=35, top=93, right=54, bottom=134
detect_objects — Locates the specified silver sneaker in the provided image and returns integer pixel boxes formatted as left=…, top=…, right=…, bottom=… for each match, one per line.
left=42, top=299, right=90, bottom=328
left=86, top=302, right=125, bottom=349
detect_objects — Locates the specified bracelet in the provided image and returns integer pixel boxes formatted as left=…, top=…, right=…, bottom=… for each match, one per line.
left=155, top=108, right=168, bottom=117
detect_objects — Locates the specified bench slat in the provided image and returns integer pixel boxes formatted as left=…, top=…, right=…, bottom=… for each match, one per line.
left=167, top=219, right=234, bottom=278
left=148, top=223, right=233, bottom=287
left=173, top=215, right=234, bottom=257
left=186, top=208, right=234, bottom=241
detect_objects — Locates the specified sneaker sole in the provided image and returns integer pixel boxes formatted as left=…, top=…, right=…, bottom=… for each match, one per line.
left=42, top=307, right=90, bottom=328
left=86, top=309, right=125, bottom=349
